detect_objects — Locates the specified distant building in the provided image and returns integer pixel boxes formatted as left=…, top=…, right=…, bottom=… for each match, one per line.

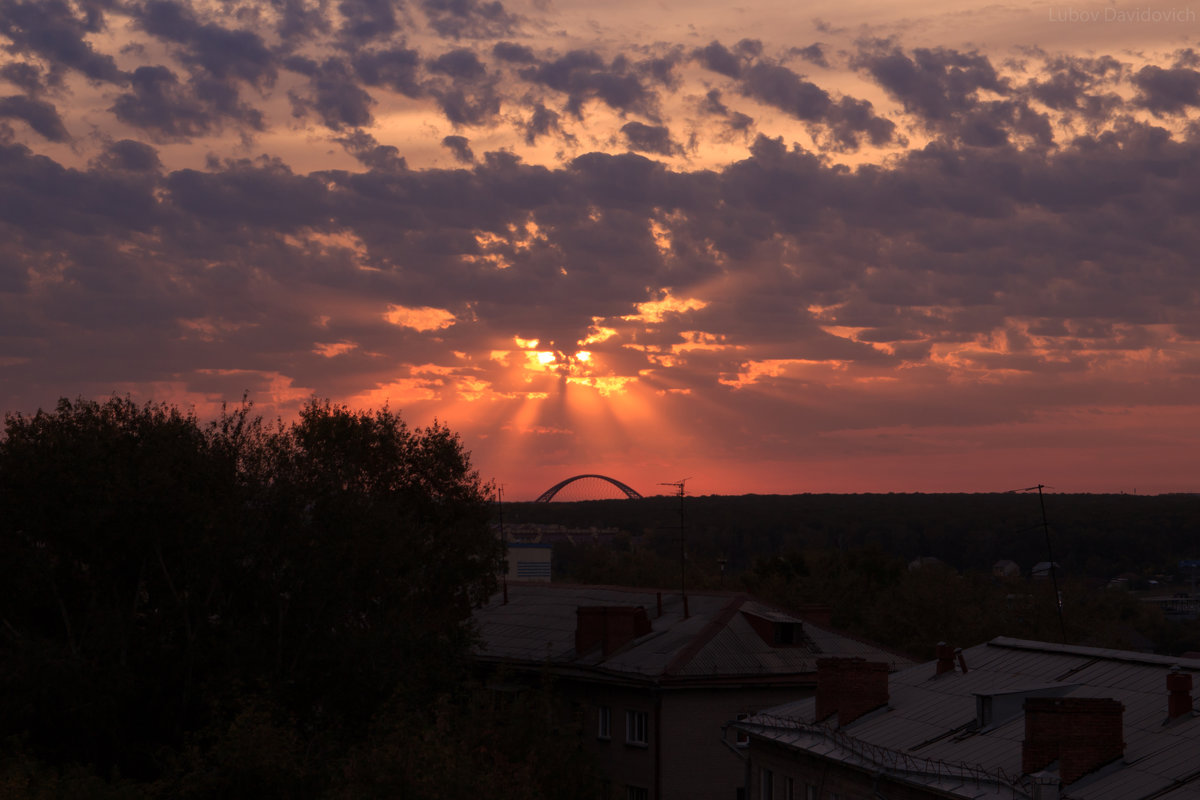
left=503, top=541, right=552, bottom=582
left=1031, top=561, right=1061, bottom=580
left=992, top=559, right=1021, bottom=578
left=473, top=584, right=912, bottom=800
left=736, top=637, right=1200, bottom=800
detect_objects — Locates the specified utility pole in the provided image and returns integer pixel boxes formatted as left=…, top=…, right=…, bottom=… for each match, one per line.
left=659, top=479, right=690, bottom=618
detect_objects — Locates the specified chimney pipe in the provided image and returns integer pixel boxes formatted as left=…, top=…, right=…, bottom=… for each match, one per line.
left=656, top=591, right=663, bottom=618
left=1023, top=697, right=1124, bottom=785
left=1168, top=666, right=1193, bottom=720
left=935, top=642, right=956, bottom=676
left=576, top=606, right=653, bottom=656
left=816, top=657, right=890, bottom=726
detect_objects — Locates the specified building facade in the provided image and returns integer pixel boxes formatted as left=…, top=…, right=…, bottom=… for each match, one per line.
left=737, top=637, right=1200, bottom=800
left=473, top=583, right=912, bottom=800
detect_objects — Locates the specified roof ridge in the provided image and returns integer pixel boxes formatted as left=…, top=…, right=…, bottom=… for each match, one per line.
left=506, top=581, right=742, bottom=597
left=661, top=594, right=749, bottom=676
left=988, top=636, right=1200, bottom=669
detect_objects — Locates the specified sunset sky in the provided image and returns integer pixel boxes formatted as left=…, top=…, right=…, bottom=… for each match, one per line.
left=2, top=0, right=1200, bottom=498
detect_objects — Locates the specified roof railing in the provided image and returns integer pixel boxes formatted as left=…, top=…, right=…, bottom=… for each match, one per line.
left=743, top=714, right=1033, bottom=799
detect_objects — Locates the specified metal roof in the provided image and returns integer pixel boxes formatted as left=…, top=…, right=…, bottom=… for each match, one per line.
left=739, top=637, right=1200, bottom=799
left=473, top=583, right=913, bottom=684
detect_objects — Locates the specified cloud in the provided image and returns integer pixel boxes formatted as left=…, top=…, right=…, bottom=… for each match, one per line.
left=854, top=43, right=1004, bottom=123
left=352, top=46, right=423, bottom=97
left=493, top=41, right=536, bottom=64
left=4, top=0, right=1200, bottom=493
left=0, top=94, right=68, bottom=140
left=442, top=133, right=474, bottom=161
left=429, top=48, right=488, bottom=80
left=1132, top=65, right=1200, bottom=114
left=519, top=50, right=656, bottom=118
left=111, top=65, right=265, bottom=140
left=134, top=0, right=276, bottom=86
left=714, top=54, right=898, bottom=150
left=0, top=0, right=126, bottom=83
left=620, top=121, right=679, bottom=155
left=421, top=0, right=519, bottom=39
left=694, top=41, right=744, bottom=78
left=0, top=61, right=54, bottom=94
left=286, top=57, right=376, bottom=130
left=91, top=139, right=162, bottom=172
left=522, top=101, right=562, bottom=144
left=336, top=0, right=404, bottom=45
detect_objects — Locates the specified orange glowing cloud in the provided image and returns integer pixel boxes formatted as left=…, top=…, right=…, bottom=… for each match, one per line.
left=384, top=305, right=457, bottom=332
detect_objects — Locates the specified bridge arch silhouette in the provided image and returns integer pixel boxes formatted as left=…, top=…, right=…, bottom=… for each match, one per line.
left=534, top=474, right=644, bottom=502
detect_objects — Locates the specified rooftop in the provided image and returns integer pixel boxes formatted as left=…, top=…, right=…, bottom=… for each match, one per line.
left=473, top=583, right=913, bottom=686
left=741, top=637, right=1200, bottom=800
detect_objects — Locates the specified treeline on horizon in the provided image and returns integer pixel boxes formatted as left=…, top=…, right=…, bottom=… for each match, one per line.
left=506, top=493, right=1200, bottom=659
left=505, top=492, right=1200, bottom=581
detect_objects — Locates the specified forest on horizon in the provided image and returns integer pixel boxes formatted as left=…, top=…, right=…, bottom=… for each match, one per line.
left=504, top=491, right=1200, bottom=659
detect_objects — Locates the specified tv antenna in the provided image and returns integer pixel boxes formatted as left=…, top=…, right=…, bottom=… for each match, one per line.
left=1016, top=483, right=1067, bottom=643
left=659, top=478, right=691, bottom=618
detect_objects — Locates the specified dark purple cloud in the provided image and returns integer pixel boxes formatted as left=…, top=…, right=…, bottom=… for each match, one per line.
left=352, top=46, right=423, bottom=97
left=519, top=50, right=656, bottom=118
left=135, top=0, right=276, bottom=86
left=442, top=133, right=474, bottom=162
left=111, top=65, right=265, bottom=140
left=336, top=0, right=404, bottom=45
left=286, top=57, right=375, bottom=130
left=421, top=0, right=519, bottom=39
left=854, top=43, right=1005, bottom=122
left=0, top=94, right=68, bottom=140
left=523, top=101, right=561, bottom=144
left=1132, top=65, right=1200, bottom=113
left=0, top=0, right=125, bottom=83
left=695, top=41, right=743, bottom=78
left=621, top=121, right=679, bottom=155
left=493, top=41, right=536, bottom=64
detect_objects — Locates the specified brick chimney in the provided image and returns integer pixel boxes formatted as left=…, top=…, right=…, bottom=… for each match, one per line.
left=935, top=642, right=956, bottom=676
left=575, top=606, right=652, bottom=657
left=1168, top=667, right=1193, bottom=720
left=1023, top=697, right=1125, bottom=785
left=815, top=657, right=890, bottom=726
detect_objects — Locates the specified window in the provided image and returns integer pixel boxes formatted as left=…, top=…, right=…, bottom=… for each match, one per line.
left=598, top=705, right=611, bottom=740
left=626, top=786, right=648, bottom=800
left=760, top=768, right=774, bottom=800
left=735, top=713, right=749, bottom=747
left=784, top=777, right=795, bottom=800
left=626, top=709, right=649, bottom=745
left=805, top=785, right=818, bottom=800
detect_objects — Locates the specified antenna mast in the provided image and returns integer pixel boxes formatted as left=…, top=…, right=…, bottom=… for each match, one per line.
left=497, top=484, right=507, bottom=604
left=659, top=478, right=690, bottom=618
left=1017, top=483, right=1066, bottom=642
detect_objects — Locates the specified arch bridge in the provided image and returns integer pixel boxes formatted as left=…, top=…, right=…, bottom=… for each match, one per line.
left=534, top=474, right=643, bottom=502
